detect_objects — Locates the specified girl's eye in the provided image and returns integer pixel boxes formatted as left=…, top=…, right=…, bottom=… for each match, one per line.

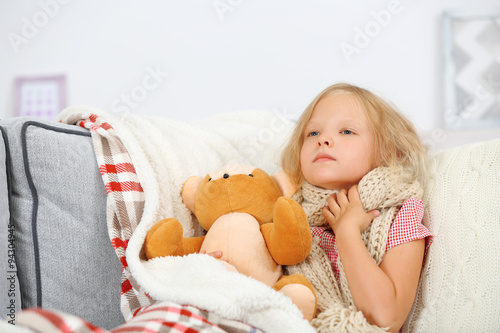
left=341, top=129, right=353, bottom=135
left=308, top=131, right=320, bottom=137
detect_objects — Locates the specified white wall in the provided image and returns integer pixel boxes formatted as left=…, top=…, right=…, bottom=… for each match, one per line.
left=1, top=0, right=499, bottom=147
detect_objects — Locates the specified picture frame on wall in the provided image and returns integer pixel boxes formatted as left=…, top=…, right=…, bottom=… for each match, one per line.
left=14, top=75, right=67, bottom=120
left=442, top=10, right=500, bottom=129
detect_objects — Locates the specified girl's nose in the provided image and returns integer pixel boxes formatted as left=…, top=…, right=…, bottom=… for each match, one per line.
left=317, top=138, right=331, bottom=147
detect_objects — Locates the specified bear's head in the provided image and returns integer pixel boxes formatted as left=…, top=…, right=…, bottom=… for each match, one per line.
left=182, top=165, right=294, bottom=231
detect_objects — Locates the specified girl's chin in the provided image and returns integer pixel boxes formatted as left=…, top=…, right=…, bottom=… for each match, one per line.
left=308, top=179, right=340, bottom=190
left=308, top=177, right=356, bottom=190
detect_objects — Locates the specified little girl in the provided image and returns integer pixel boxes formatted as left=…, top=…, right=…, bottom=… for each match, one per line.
left=282, top=83, right=433, bottom=332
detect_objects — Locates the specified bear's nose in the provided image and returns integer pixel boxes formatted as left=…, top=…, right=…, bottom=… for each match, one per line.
left=223, top=173, right=229, bottom=179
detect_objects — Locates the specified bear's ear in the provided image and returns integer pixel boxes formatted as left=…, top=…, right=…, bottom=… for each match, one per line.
left=181, top=176, right=203, bottom=212
left=272, top=170, right=299, bottom=198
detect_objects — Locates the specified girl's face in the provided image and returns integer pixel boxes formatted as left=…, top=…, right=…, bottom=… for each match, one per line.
left=300, top=92, right=376, bottom=190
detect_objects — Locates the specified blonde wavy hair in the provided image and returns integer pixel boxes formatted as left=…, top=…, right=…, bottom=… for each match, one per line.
left=281, top=83, right=428, bottom=187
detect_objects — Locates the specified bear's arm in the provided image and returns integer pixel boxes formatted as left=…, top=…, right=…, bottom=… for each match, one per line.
left=145, top=218, right=205, bottom=259
left=261, top=197, right=312, bottom=265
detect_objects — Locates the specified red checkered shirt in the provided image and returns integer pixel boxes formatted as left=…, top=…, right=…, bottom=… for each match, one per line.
left=311, top=197, right=433, bottom=282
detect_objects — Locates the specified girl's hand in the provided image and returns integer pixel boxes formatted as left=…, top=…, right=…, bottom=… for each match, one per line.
left=199, top=250, right=223, bottom=258
left=322, top=185, right=380, bottom=235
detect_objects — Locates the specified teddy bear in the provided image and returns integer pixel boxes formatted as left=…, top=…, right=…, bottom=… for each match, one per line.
left=144, top=164, right=317, bottom=321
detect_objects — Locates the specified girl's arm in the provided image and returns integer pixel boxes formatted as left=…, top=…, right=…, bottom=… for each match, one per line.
left=324, top=186, right=425, bottom=332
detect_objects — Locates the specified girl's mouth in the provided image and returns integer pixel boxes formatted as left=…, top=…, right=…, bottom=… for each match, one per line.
left=313, top=153, right=335, bottom=162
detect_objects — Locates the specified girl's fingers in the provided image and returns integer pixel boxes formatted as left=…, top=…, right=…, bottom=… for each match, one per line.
left=369, top=209, right=380, bottom=218
left=322, top=205, right=337, bottom=229
left=200, top=250, right=223, bottom=258
left=322, top=205, right=333, bottom=219
left=336, top=188, right=349, bottom=206
left=347, top=185, right=361, bottom=202
left=327, top=193, right=340, bottom=214
left=208, top=251, right=223, bottom=258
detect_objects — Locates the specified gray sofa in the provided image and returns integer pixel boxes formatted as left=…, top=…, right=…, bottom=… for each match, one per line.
left=0, top=117, right=123, bottom=329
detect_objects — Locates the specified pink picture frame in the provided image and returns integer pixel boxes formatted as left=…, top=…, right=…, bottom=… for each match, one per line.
left=14, top=75, right=67, bottom=120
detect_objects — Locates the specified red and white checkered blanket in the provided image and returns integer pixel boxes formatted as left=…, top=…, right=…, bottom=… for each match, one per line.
left=14, top=302, right=261, bottom=333
left=7, top=107, right=314, bottom=333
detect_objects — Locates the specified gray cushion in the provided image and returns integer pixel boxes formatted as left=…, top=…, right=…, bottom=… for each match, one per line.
left=0, top=117, right=123, bottom=329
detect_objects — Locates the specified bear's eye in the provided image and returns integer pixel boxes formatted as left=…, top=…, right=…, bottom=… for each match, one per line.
left=223, top=173, right=229, bottom=179
left=208, top=178, right=212, bottom=181
left=248, top=174, right=253, bottom=177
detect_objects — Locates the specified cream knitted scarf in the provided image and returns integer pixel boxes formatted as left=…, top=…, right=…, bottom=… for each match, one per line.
left=287, top=166, right=423, bottom=332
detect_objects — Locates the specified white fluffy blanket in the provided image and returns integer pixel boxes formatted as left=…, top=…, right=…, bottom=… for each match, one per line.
left=58, top=106, right=314, bottom=333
